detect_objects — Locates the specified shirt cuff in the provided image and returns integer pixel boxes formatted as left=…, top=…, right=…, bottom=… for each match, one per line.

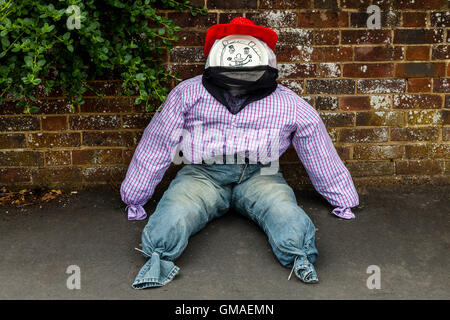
left=126, top=204, right=147, bottom=220
left=332, top=207, right=355, bottom=220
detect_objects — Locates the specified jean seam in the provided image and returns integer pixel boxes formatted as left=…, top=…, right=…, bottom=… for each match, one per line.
left=248, top=204, right=313, bottom=265
left=132, top=265, right=180, bottom=289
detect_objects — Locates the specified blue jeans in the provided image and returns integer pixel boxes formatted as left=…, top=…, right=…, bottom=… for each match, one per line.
left=132, top=163, right=319, bottom=289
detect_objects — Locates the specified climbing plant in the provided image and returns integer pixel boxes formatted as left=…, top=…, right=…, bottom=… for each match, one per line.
left=0, top=0, right=207, bottom=113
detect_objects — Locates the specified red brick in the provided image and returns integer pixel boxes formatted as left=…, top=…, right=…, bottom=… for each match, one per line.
left=430, top=12, right=450, bottom=27
left=356, top=111, right=405, bottom=127
left=83, top=81, right=121, bottom=97
left=339, top=96, right=370, bottom=111
left=340, top=0, right=370, bottom=9
left=443, top=127, right=450, bottom=141
left=405, top=46, right=430, bottom=61
left=0, top=168, right=31, bottom=184
left=0, top=116, right=40, bottom=132
left=313, top=30, right=339, bottom=45
left=246, top=11, right=297, bottom=28
left=316, top=63, right=342, bottom=78
left=0, top=100, right=22, bottom=115
left=354, top=46, right=403, bottom=61
left=407, top=78, right=432, bottom=93
left=279, top=80, right=304, bottom=95
left=313, top=0, right=337, bottom=9
left=31, top=167, right=83, bottom=185
left=357, top=79, right=406, bottom=94
left=354, top=145, right=404, bottom=160
left=394, top=29, right=444, bottom=44
left=396, top=160, right=443, bottom=175
left=168, top=64, right=204, bottom=80
left=406, top=110, right=444, bottom=125
left=122, top=114, right=153, bottom=129
left=319, top=112, right=354, bottom=127
left=208, top=0, right=257, bottom=9
left=0, top=134, right=26, bottom=149
left=432, top=45, right=450, bottom=60
left=338, top=128, right=388, bottom=143
left=306, top=79, right=355, bottom=94
left=45, top=151, right=71, bottom=166
left=259, top=0, right=310, bottom=9
left=443, top=110, right=450, bottom=124
left=82, top=132, right=136, bottom=147
left=298, top=11, right=348, bottom=28
left=70, top=115, right=121, bottom=130
left=343, top=63, right=393, bottom=78
left=346, top=161, right=394, bottom=177
left=0, top=151, right=43, bottom=166
left=82, top=166, right=127, bottom=183
left=405, top=144, right=449, bottom=159
left=72, top=149, right=123, bottom=165
left=393, top=94, right=442, bottom=109
left=33, top=99, right=74, bottom=114
left=341, top=30, right=391, bottom=44
left=28, top=133, right=81, bottom=148
left=396, top=63, right=445, bottom=78
left=336, top=146, right=351, bottom=160
left=402, top=12, right=427, bottom=27
left=33, top=84, right=64, bottom=98
left=80, top=98, right=133, bottom=113
left=173, top=31, right=207, bottom=46
left=276, top=29, right=313, bottom=46
left=124, top=149, right=136, bottom=165
left=433, top=78, right=450, bottom=93
left=311, top=47, right=353, bottom=62
left=278, top=63, right=316, bottom=78
left=170, top=47, right=205, bottom=63
left=393, top=0, right=447, bottom=10
left=316, top=96, right=338, bottom=111
left=391, top=127, right=439, bottom=141
left=41, top=116, right=67, bottom=131
left=167, top=12, right=216, bottom=29
left=218, top=13, right=242, bottom=24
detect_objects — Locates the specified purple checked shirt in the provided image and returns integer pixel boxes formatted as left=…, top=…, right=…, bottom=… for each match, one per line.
left=121, top=75, right=359, bottom=220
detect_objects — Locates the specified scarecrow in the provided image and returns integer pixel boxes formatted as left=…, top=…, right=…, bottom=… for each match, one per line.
left=121, top=17, right=359, bottom=289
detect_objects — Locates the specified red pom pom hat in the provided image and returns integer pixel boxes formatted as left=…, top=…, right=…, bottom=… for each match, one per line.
left=204, top=17, right=278, bottom=58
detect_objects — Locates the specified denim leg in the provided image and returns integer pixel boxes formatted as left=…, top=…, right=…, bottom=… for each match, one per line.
left=132, top=165, right=232, bottom=289
left=231, top=170, right=319, bottom=283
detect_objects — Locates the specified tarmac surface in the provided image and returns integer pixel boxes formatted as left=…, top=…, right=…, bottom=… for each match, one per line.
left=0, top=183, right=448, bottom=300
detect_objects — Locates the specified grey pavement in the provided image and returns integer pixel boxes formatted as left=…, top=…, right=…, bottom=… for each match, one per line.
left=0, top=183, right=449, bottom=299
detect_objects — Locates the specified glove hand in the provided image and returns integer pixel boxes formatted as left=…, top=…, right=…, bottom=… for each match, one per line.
left=332, top=207, right=355, bottom=220
left=126, top=204, right=147, bottom=220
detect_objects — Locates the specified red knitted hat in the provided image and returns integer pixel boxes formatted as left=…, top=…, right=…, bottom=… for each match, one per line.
left=204, top=17, right=278, bottom=58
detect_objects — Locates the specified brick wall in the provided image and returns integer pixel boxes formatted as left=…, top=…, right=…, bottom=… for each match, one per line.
left=1, top=0, right=449, bottom=190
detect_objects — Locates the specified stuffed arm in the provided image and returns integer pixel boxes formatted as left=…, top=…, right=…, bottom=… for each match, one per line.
left=120, top=86, right=186, bottom=220
left=292, top=105, right=359, bottom=220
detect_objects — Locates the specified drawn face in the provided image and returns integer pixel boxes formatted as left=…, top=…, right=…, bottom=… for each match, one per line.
left=208, top=35, right=269, bottom=68
left=221, top=39, right=262, bottom=67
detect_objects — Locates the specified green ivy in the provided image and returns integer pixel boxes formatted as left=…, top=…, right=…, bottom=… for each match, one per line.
left=0, top=0, right=207, bottom=113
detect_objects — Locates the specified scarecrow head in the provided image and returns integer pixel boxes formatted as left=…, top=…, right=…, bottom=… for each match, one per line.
left=202, top=17, right=279, bottom=113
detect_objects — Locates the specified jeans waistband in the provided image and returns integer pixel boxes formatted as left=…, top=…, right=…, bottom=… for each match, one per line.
left=201, top=154, right=264, bottom=165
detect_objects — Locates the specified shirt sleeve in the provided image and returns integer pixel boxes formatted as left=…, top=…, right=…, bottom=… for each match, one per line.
left=292, top=105, right=359, bottom=211
left=120, top=84, right=186, bottom=219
